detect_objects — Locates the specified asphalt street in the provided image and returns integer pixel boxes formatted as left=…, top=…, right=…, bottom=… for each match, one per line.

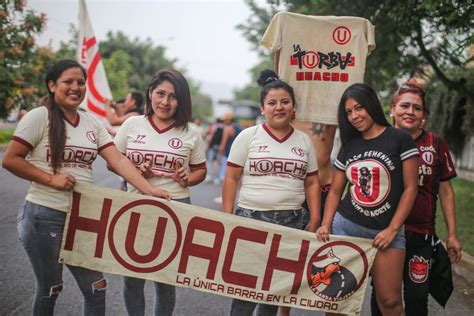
left=1, top=153, right=472, bottom=315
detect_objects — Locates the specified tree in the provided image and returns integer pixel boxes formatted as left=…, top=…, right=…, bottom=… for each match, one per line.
left=99, top=31, right=178, bottom=92
left=102, top=49, right=132, bottom=99
left=0, top=0, right=50, bottom=118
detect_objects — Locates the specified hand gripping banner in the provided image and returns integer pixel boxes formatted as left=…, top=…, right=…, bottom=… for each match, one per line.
left=76, top=0, right=113, bottom=118
left=60, top=183, right=377, bottom=314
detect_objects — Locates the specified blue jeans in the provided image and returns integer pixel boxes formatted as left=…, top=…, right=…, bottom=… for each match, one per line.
left=229, top=207, right=308, bottom=316
left=331, top=212, right=406, bottom=250
left=123, top=197, right=191, bottom=316
left=219, top=154, right=228, bottom=181
left=17, top=201, right=106, bottom=315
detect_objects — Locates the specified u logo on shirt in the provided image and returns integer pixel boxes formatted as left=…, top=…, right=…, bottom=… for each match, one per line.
left=348, top=159, right=390, bottom=207
left=168, top=138, right=183, bottom=149
left=86, top=131, right=97, bottom=144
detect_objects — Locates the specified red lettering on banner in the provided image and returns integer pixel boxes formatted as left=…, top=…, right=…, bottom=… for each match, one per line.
left=222, top=226, right=268, bottom=288
left=262, top=234, right=309, bottom=294
left=178, top=217, right=225, bottom=279
left=125, top=212, right=168, bottom=264
left=108, top=199, right=182, bottom=273
left=64, top=192, right=110, bottom=258
left=295, top=72, right=349, bottom=82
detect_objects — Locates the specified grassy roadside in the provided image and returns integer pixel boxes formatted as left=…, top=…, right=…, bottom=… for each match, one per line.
left=0, top=129, right=14, bottom=144
left=436, top=177, right=474, bottom=255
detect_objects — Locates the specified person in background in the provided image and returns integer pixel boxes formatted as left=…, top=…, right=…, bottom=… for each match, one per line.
left=217, top=112, right=242, bottom=182
left=1, top=59, right=170, bottom=316
left=112, top=69, right=207, bottom=316
left=189, top=115, right=206, bottom=139
left=223, top=70, right=321, bottom=315
left=205, top=117, right=224, bottom=184
left=105, top=91, right=144, bottom=126
left=213, top=112, right=242, bottom=204
left=104, top=92, right=145, bottom=189
left=371, top=81, right=462, bottom=316
left=316, top=83, right=419, bottom=316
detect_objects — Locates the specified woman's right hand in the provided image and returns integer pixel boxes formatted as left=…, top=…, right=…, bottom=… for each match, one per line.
left=138, top=161, right=156, bottom=179
left=49, top=173, right=76, bottom=191
left=146, top=187, right=172, bottom=200
left=316, top=224, right=331, bottom=242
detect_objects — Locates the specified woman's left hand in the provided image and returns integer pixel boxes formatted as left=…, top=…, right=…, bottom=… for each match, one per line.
left=373, top=227, right=398, bottom=250
left=153, top=162, right=189, bottom=187
left=304, top=221, right=319, bottom=232
left=446, top=236, right=462, bottom=264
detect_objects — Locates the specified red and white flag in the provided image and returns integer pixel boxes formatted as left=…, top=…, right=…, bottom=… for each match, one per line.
left=76, top=0, right=112, bottom=118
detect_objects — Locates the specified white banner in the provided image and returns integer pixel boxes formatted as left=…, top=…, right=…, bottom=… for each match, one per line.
left=76, top=0, right=112, bottom=118
left=60, top=183, right=377, bottom=314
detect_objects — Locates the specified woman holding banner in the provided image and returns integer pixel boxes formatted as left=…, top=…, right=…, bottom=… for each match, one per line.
left=2, top=59, right=171, bottom=315
left=371, top=81, right=462, bottom=316
left=222, top=70, right=321, bottom=315
left=316, top=83, right=419, bottom=316
left=113, top=69, right=207, bottom=316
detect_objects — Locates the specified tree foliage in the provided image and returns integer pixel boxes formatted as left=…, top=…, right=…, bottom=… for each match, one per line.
left=99, top=31, right=178, bottom=93
left=0, top=0, right=52, bottom=118
left=235, top=0, right=473, bottom=147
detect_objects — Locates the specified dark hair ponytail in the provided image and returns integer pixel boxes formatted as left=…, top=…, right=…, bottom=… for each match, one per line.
left=43, top=59, right=87, bottom=173
left=257, top=70, right=296, bottom=107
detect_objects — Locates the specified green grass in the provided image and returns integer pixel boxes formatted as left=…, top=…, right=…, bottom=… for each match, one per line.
left=435, top=177, right=474, bottom=255
left=0, top=129, right=14, bottom=144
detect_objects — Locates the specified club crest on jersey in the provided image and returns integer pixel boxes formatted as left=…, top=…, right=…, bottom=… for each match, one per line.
left=348, top=159, right=390, bottom=207
left=168, top=138, right=183, bottom=149
left=86, top=131, right=97, bottom=144
left=408, top=256, right=429, bottom=283
left=421, top=151, right=434, bottom=164
left=291, top=147, right=305, bottom=157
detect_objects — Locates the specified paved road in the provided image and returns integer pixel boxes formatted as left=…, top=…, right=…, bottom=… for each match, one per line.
left=1, top=154, right=473, bottom=315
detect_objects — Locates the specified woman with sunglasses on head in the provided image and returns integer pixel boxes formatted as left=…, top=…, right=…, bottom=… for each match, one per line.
left=112, top=69, right=207, bottom=316
left=371, top=81, right=462, bottom=316
left=2, top=59, right=171, bottom=315
left=222, top=70, right=321, bottom=316
left=316, top=83, right=419, bottom=316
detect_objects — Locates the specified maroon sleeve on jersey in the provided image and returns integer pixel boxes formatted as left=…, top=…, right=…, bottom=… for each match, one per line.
left=189, top=162, right=206, bottom=170
left=11, top=136, right=34, bottom=150
left=438, top=137, right=457, bottom=181
left=227, top=161, right=243, bottom=168
left=98, top=142, right=115, bottom=152
left=306, top=170, right=318, bottom=177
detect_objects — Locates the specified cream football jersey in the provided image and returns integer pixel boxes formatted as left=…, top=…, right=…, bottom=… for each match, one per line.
left=262, top=12, right=375, bottom=124
left=12, top=106, right=113, bottom=211
left=228, top=124, right=317, bottom=211
left=114, top=116, right=206, bottom=199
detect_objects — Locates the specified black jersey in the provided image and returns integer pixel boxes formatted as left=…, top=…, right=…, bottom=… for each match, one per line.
left=334, top=127, right=419, bottom=229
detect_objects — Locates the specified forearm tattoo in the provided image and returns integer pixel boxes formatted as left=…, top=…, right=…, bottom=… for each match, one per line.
left=310, top=122, right=325, bottom=139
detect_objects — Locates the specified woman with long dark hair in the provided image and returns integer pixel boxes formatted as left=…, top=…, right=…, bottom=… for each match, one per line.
left=316, top=83, right=419, bottom=316
left=113, top=69, right=207, bottom=316
left=2, top=59, right=170, bottom=315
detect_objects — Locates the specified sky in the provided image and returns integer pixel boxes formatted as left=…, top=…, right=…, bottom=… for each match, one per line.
left=26, top=0, right=266, bottom=100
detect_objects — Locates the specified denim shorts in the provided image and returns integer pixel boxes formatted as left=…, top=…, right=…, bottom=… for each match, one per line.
left=234, top=207, right=308, bottom=230
left=331, top=212, right=406, bottom=250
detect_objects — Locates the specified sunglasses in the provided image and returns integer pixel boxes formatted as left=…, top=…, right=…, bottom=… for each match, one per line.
left=397, top=84, right=426, bottom=96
